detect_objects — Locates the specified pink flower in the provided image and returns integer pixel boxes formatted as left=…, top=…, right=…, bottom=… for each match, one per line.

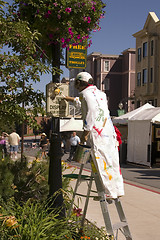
left=61, top=38, right=65, bottom=43
left=83, top=16, right=87, bottom=21
left=53, top=2, right=58, bottom=7
left=72, top=43, right=77, bottom=46
left=62, top=43, right=67, bottom=48
left=66, top=38, right=71, bottom=42
left=77, top=35, right=81, bottom=39
left=57, top=14, right=61, bottom=19
left=44, top=11, right=51, bottom=18
left=87, top=17, right=91, bottom=23
left=91, top=6, right=95, bottom=11
left=100, top=14, right=104, bottom=19
left=68, top=28, right=73, bottom=38
left=65, top=7, right=71, bottom=13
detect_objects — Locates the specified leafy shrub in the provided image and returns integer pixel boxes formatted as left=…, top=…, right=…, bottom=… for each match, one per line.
left=0, top=156, right=49, bottom=203
left=0, top=197, right=110, bottom=240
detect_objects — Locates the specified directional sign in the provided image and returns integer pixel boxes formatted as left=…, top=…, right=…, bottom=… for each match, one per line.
left=46, top=83, right=69, bottom=117
left=66, top=42, right=87, bottom=69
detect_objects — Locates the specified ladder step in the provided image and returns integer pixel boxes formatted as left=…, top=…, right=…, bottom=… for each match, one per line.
left=63, top=173, right=92, bottom=180
left=113, top=221, right=128, bottom=230
left=75, top=193, right=96, bottom=198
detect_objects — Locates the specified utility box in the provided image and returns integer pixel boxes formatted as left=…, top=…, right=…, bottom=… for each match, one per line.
left=46, top=82, right=69, bottom=117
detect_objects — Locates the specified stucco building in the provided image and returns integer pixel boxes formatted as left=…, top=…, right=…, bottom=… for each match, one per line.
left=69, top=49, right=135, bottom=116
left=133, top=12, right=160, bottom=107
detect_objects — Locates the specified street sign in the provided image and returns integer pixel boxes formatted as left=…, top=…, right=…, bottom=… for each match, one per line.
left=46, top=83, right=69, bottom=117
left=66, top=42, right=87, bottom=69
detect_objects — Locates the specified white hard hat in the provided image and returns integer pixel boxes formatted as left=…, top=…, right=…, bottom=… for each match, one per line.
left=75, top=72, right=93, bottom=83
left=41, top=133, right=46, bottom=136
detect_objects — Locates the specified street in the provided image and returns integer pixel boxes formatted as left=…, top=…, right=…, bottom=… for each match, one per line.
left=19, top=136, right=160, bottom=193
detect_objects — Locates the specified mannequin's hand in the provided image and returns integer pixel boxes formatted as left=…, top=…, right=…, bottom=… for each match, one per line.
left=63, top=96, right=75, bottom=102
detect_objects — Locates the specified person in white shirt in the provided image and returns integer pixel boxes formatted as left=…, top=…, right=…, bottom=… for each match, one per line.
left=64, top=72, right=124, bottom=199
left=68, top=131, right=80, bottom=161
left=8, top=130, right=20, bottom=159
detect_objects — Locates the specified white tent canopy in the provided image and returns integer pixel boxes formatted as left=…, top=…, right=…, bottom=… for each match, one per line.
left=60, top=117, right=83, bottom=132
left=129, top=107, right=160, bottom=122
left=127, top=107, right=160, bottom=166
left=113, top=103, right=155, bottom=125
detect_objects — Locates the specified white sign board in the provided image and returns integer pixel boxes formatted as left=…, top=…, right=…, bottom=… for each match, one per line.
left=46, top=82, right=69, bottom=117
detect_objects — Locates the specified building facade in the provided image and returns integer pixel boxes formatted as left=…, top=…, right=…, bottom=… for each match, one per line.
left=133, top=12, right=160, bottom=107
left=69, top=49, right=135, bottom=116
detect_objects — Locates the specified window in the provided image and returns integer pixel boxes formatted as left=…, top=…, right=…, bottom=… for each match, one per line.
left=137, top=72, right=141, bottom=86
left=104, top=60, right=110, bottom=72
left=138, top=47, right=141, bottom=62
left=143, top=42, right=147, bottom=58
left=97, top=60, right=100, bottom=73
left=137, top=101, right=141, bottom=108
left=154, top=99, right=157, bottom=107
left=150, top=68, right=153, bottom=83
left=151, top=40, right=154, bottom=56
left=142, top=69, right=147, bottom=85
left=103, top=78, right=110, bottom=91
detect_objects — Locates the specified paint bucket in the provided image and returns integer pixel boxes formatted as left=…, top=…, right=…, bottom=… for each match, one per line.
left=73, top=144, right=91, bottom=164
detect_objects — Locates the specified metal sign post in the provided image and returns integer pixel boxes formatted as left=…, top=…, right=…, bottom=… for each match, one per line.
left=46, top=82, right=68, bottom=217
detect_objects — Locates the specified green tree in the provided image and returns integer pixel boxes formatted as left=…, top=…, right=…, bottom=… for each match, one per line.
left=0, top=0, right=105, bottom=128
left=0, top=1, right=57, bottom=130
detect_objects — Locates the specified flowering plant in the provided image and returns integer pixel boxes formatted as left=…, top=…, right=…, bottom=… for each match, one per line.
left=12, top=0, right=105, bottom=57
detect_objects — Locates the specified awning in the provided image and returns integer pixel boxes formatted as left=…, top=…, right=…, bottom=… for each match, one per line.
left=60, top=117, right=83, bottom=132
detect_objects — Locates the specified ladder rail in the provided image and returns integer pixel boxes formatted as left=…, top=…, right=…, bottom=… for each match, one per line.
left=67, top=163, right=84, bottom=217
left=80, top=171, right=93, bottom=228
left=66, top=160, right=133, bottom=240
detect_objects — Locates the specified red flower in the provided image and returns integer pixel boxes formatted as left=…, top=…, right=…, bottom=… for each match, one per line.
left=73, top=207, right=82, bottom=216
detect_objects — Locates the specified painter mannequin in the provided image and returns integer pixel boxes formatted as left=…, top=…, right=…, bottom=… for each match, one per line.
left=64, top=72, right=124, bottom=199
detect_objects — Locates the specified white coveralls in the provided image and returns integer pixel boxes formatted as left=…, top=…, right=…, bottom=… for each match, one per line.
left=75, top=85, right=124, bottom=198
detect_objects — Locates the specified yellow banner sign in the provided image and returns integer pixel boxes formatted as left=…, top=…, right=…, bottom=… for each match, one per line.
left=66, top=42, right=87, bottom=69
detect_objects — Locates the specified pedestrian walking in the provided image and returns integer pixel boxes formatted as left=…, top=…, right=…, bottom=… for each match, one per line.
left=0, top=135, right=7, bottom=158
left=39, top=133, right=49, bottom=160
left=8, top=130, right=20, bottom=159
left=67, top=131, right=80, bottom=161
left=64, top=72, right=124, bottom=199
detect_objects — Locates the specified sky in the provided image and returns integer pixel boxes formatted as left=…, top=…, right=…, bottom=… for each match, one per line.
left=6, top=0, right=160, bottom=93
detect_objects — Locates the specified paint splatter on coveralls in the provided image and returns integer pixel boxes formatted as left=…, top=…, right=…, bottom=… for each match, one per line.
left=75, top=85, right=124, bottom=198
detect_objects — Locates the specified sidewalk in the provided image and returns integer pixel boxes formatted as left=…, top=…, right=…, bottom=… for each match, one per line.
left=16, top=152, right=160, bottom=239
left=63, top=162, right=160, bottom=240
